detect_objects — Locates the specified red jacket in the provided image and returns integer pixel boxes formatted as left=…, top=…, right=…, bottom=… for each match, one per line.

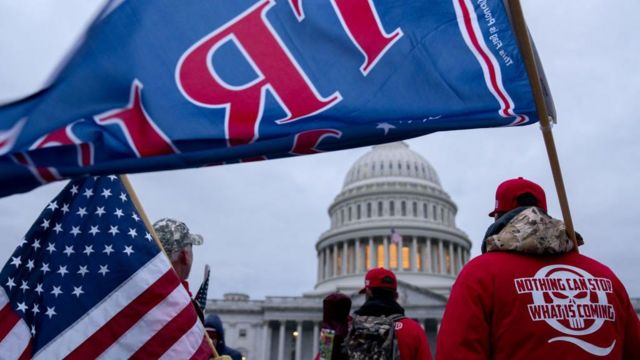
left=436, top=251, right=640, bottom=360
left=396, top=317, right=432, bottom=360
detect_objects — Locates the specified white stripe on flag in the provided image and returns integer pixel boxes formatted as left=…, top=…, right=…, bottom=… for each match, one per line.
left=34, top=253, right=171, bottom=359
left=452, top=0, right=528, bottom=125
left=0, top=288, right=31, bottom=358
left=97, top=283, right=192, bottom=359
left=159, top=318, right=206, bottom=360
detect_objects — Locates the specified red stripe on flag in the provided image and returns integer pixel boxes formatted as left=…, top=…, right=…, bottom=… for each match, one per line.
left=189, top=336, right=214, bottom=360
left=457, top=0, right=511, bottom=115
left=18, top=340, right=32, bottom=360
left=66, top=270, right=180, bottom=359
left=0, top=303, right=21, bottom=341
left=129, top=302, right=199, bottom=359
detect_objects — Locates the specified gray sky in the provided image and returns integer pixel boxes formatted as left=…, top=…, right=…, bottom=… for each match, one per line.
left=0, top=0, right=638, bottom=300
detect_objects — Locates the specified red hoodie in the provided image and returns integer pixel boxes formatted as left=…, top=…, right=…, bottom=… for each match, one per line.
left=436, top=251, right=640, bottom=359
left=396, top=317, right=432, bottom=360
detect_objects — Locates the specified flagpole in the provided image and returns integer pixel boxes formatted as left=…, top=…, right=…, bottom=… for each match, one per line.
left=507, top=0, right=579, bottom=251
left=119, top=175, right=223, bottom=358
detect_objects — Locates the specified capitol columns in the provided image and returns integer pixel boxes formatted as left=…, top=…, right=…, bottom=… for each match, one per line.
left=262, top=321, right=271, bottom=358
left=397, top=236, right=403, bottom=271
left=411, top=236, right=418, bottom=271
left=295, top=322, right=303, bottom=360
left=332, top=244, right=338, bottom=277
left=438, top=239, right=445, bottom=274
left=368, top=237, right=375, bottom=269
left=312, top=322, right=320, bottom=356
left=426, top=238, right=433, bottom=273
left=355, top=238, right=361, bottom=273
left=342, top=241, right=348, bottom=275
left=277, top=322, right=286, bottom=360
left=383, top=236, right=390, bottom=268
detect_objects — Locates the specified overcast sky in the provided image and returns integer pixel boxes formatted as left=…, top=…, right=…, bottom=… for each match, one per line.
left=0, top=0, right=638, bottom=300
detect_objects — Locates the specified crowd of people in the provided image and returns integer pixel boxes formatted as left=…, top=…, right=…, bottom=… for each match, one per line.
left=155, top=178, right=640, bottom=359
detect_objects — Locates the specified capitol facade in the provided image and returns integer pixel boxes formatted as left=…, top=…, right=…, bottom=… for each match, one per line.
left=206, top=141, right=472, bottom=359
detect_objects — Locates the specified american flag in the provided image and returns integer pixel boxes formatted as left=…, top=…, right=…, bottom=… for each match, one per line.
left=390, top=228, right=402, bottom=244
left=194, top=264, right=210, bottom=311
left=0, top=175, right=212, bottom=359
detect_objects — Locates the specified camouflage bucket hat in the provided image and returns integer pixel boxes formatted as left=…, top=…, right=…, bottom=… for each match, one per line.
left=152, top=218, right=204, bottom=254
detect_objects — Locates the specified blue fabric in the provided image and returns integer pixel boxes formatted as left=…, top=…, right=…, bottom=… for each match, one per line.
left=205, top=314, right=242, bottom=360
left=0, top=0, right=538, bottom=198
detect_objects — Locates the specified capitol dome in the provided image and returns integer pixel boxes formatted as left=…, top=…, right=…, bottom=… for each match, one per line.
left=313, top=141, right=471, bottom=296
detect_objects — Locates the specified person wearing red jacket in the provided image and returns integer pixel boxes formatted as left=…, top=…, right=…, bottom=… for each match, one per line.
left=350, top=268, right=432, bottom=360
left=436, top=177, right=640, bottom=360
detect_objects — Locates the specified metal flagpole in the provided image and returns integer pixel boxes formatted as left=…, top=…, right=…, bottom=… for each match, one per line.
left=507, top=0, right=580, bottom=251
left=119, top=175, right=224, bottom=358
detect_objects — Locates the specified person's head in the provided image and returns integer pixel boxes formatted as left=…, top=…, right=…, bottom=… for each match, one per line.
left=359, top=268, right=398, bottom=300
left=204, top=314, right=225, bottom=351
left=489, top=177, right=547, bottom=221
left=153, top=218, right=204, bottom=280
left=322, top=292, right=352, bottom=334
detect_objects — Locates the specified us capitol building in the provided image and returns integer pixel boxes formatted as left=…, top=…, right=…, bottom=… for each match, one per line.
left=205, top=141, right=472, bottom=359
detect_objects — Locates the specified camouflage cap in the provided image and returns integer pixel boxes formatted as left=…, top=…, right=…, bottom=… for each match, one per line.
left=152, top=218, right=204, bottom=255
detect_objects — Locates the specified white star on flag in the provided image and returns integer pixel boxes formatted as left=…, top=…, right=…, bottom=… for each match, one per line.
left=61, top=203, right=70, bottom=214
left=63, top=245, right=75, bottom=256
left=95, top=206, right=106, bottom=217
left=114, top=208, right=124, bottom=218
left=78, top=265, right=89, bottom=277
left=88, top=225, right=100, bottom=236
left=108, top=225, right=119, bottom=236
left=128, top=228, right=138, bottom=238
left=76, top=207, right=88, bottom=217
left=57, top=265, right=69, bottom=277
left=98, top=264, right=110, bottom=276
left=123, top=245, right=135, bottom=256
left=82, top=188, right=94, bottom=198
left=45, top=306, right=57, bottom=319
left=72, top=286, right=84, bottom=297
left=100, top=188, right=112, bottom=198
left=70, top=226, right=82, bottom=237
left=47, top=201, right=58, bottom=211
left=40, top=218, right=50, bottom=229
left=53, top=223, right=63, bottom=234
left=51, top=286, right=63, bottom=297
left=103, top=244, right=114, bottom=256
left=83, top=245, right=94, bottom=256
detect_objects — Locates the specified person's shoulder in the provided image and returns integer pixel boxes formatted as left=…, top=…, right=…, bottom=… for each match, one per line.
left=396, top=317, right=424, bottom=332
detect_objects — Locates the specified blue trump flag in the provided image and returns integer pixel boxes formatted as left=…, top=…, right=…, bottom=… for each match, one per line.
left=0, top=0, right=545, bottom=197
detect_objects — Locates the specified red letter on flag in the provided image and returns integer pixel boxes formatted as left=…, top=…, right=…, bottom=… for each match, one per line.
left=94, top=80, right=178, bottom=158
left=290, top=129, right=341, bottom=155
left=330, top=0, right=403, bottom=75
left=176, top=0, right=341, bottom=147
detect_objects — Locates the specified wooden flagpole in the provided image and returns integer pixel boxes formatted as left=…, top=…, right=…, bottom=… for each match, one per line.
left=119, top=175, right=223, bottom=358
left=507, top=0, right=579, bottom=251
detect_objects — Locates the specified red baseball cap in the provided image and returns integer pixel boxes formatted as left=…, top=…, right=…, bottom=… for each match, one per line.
left=359, top=268, right=397, bottom=294
left=489, top=177, right=547, bottom=217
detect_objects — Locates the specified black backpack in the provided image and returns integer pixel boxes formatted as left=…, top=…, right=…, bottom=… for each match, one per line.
left=344, top=314, right=404, bottom=360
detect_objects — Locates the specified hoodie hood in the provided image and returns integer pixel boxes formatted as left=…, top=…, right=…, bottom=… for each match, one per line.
left=204, top=314, right=226, bottom=352
left=483, top=207, right=579, bottom=255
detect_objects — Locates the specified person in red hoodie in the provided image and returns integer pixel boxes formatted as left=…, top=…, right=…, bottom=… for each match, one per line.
left=346, top=267, right=432, bottom=360
left=436, top=177, right=640, bottom=360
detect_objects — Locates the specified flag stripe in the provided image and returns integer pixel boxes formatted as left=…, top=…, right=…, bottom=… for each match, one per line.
left=0, top=303, right=20, bottom=341
left=34, top=253, right=170, bottom=359
left=0, top=289, right=31, bottom=360
left=159, top=320, right=207, bottom=360
left=453, top=0, right=528, bottom=126
left=130, top=302, right=198, bottom=359
left=97, top=280, right=192, bottom=359
left=18, top=340, right=32, bottom=360
left=189, top=336, right=213, bottom=360
left=66, top=269, right=180, bottom=359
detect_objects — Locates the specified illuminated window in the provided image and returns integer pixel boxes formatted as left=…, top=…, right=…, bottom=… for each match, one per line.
left=365, top=244, right=371, bottom=270
left=377, top=244, right=384, bottom=268
left=389, top=244, right=398, bottom=269
left=402, top=245, right=410, bottom=270
left=445, top=248, right=452, bottom=274
left=347, top=244, right=354, bottom=273
left=416, top=243, right=422, bottom=271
